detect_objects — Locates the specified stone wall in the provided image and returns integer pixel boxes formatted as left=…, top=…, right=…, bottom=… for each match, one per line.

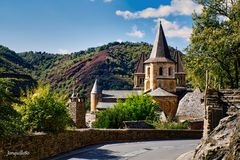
left=203, top=89, right=240, bottom=138
left=0, top=129, right=202, bottom=160
left=153, top=96, right=178, bottom=117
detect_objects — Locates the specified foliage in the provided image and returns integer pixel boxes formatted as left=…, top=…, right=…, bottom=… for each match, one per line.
left=0, top=79, right=25, bottom=138
left=0, top=45, right=32, bottom=74
left=93, top=94, right=159, bottom=128
left=185, top=0, right=240, bottom=89
left=151, top=120, right=190, bottom=130
left=17, top=85, right=71, bottom=133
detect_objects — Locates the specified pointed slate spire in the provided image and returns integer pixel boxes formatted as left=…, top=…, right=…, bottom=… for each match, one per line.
left=135, top=53, right=146, bottom=73
left=145, top=22, right=174, bottom=63
left=91, top=79, right=100, bottom=94
left=174, top=48, right=185, bottom=73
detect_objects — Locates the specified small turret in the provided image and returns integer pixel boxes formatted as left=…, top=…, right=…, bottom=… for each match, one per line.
left=174, top=48, right=186, bottom=87
left=90, top=79, right=101, bottom=113
left=133, top=53, right=146, bottom=90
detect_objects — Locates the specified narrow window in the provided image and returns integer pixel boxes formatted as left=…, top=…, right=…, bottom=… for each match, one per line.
left=159, top=67, right=163, bottom=76
left=147, top=67, right=150, bottom=77
left=168, top=67, right=172, bottom=76
left=140, top=78, right=144, bottom=85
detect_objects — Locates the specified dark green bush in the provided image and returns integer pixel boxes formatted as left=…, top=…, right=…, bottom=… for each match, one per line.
left=93, top=94, right=159, bottom=128
left=0, top=105, right=25, bottom=138
left=17, top=86, right=71, bottom=133
left=0, top=79, right=25, bottom=138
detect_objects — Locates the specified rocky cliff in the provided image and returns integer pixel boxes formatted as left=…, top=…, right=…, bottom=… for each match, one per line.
left=193, top=108, right=240, bottom=160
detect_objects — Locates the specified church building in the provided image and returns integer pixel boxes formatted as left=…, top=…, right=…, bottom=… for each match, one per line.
left=90, top=22, right=186, bottom=118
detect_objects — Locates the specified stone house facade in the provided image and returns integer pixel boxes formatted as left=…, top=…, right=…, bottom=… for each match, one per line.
left=91, top=22, right=186, bottom=118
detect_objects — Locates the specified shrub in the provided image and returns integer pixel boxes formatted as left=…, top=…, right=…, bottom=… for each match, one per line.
left=151, top=120, right=190, bottom=130
left=0, top=105, right=25, bottom=138
left=17, top=86, right=71, bottom=133
left=93, top=94, right=158, bottom=128
left=0, top=79, right=25, bottom=138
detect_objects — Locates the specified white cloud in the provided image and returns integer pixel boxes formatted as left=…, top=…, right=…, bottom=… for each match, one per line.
left=126, top=26, right=145, bottom=38
left=116, top=39, right=123, bottom=43
left=58, top=48, right=69, bottom=54
left=116, top=0, right=203, bottom=19
left=103, top=0, right=112, bottom=3
left=154, top=18, right=192, bottom=40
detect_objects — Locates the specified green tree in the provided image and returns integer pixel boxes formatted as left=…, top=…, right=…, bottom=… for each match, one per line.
left=185, top=0, right=240, bottom=89
left=93, top=94, right=159, bottom=128
left=17, top=86, right=71, bottom=133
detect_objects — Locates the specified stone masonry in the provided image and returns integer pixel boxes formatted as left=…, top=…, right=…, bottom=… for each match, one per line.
left=69, top=90, right=86, bottom=128
left=0, top=129, right=202, bottom=160
left=203, top=89, right=240, bottom=138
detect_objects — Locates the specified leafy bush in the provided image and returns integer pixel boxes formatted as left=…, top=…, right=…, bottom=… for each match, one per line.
left=151, top=120, right=190, bottom=130
left=0, top=79, right=25, bottom=138
left=17, top=86, right=71, bottom=133
left=93, top=94, right=159, bottom=128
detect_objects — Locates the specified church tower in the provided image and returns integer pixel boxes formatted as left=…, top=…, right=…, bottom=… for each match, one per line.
left=144, top=22, right=176, bottom=93
left=133, top=53, right=146, bottom=90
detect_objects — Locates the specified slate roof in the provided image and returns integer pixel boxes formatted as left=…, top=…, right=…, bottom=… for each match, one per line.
left=135, top=53, right=146, bottom=73
left=145, top=22, right=174, bottom=63
left=174, top=50, right=185, bottom=73
left=102, top=90, right=142, bottom=99
left=91, top=79, right=100, bottom=94
left=148, top=87, right=177, bottom=97
left=96, top=102, right=116, bottom=109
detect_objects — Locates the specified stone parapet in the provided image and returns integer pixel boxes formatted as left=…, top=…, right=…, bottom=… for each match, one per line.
left=0, top=129, right=202, bottom=160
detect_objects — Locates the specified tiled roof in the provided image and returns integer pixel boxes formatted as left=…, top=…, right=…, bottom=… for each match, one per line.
left=148, top=87, right=177, bottom=97
left=102, top=90, right=143, bottom=99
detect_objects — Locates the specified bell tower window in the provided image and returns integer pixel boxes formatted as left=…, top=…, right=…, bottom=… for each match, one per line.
left=139, top=78, right=144, bottom=85
left=159, top=67, right=163, bottom=76
left=168, top=67, right=172, bottom=76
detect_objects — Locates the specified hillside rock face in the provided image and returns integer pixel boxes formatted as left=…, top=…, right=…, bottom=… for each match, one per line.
left=176, top=88, right=204, bottom=120
left=193, top=109, right=240, bottom=160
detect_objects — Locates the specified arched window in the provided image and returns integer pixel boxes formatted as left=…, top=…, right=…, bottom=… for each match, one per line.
left=168, top=67, right=172, bottom=76
left=159, top=67, right=163, bottom=76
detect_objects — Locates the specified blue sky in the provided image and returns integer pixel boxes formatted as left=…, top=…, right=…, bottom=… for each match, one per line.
left=0, top=0, right=202, bottom=54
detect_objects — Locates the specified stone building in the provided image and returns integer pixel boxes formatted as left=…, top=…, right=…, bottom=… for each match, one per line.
left=69, top=89, right=86, bottom=128
left=90, top=22, right=186, bottom=118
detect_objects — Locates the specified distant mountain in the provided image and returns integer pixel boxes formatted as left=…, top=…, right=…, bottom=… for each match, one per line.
left=0, top=42, right=183, bottom=98
left=0, top=45, right=36, bottom=95
left=0, top=45, right=33, bottom=74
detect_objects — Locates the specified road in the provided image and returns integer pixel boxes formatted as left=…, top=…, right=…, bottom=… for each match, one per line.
left=51, top=140, right=199, bottom=160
